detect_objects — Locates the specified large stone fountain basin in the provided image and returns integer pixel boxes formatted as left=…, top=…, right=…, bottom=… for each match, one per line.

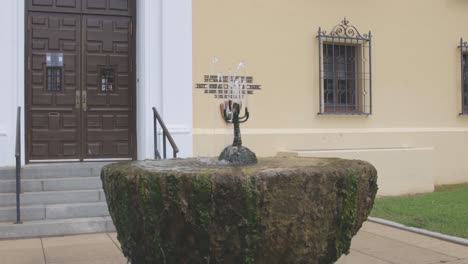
left=101, top=157, right=377, bottom=264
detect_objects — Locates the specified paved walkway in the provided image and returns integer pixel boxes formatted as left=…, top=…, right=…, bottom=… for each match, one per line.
left=337, top=222, right=468, bottom=264
left=0, top=222, right=466, bottom=264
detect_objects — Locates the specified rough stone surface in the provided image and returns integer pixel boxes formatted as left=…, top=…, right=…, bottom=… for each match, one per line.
left=101, top=157, right=378, bottom=264
left=218, top=145, right=258, bottom=165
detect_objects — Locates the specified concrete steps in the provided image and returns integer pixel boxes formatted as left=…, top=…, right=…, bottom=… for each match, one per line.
left=0, top=217, right=115, bottom=239
left=0, top=162, right=107, bottom=180
left=0, top=177, right=103, bottom=193
left=0, top=202, right=110, bottom=222
left=0, top=162, right=115, bottom=239
left=0, top=189, right=105, bottom=207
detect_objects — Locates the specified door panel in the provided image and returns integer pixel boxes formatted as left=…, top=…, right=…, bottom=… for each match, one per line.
left=26, top=13, right=81, bottom=160
left=82, top=0, right=135, bottom=16
left=26, top=3, right=136, bottom=162
left=27, top=0, right=134, bottom=15
left=82, top=15, right=134, bottom=159
left=27, top=0, right=82, bottom=14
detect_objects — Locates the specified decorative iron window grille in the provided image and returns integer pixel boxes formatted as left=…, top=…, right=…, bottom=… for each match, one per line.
left=46, top=67, right=62, bottom=92
left=100, top=68, right=115, bottom=92
left=459, top=38, right=468, bottom=114
left=317, top=18, right=372, bottom=115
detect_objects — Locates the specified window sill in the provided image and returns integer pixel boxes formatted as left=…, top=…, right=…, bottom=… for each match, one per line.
left=317, top=112, right=371, bottom=116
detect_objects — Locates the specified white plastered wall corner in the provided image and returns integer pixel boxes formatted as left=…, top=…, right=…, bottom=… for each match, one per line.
left=136, top=0, right=193, bottom=160
left=0, top=0, right=24, bottom=166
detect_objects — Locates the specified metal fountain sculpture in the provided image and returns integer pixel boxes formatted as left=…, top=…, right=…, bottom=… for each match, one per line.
left=218, top=99, right=257, bottom=165
left=215, top=59, right=258, bottom=165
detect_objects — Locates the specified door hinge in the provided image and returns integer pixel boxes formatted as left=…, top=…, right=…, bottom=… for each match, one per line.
left=130, top=61, right=133, bottom=73
left=27, top=56, right=31, bottom=71
left=27, top=16, right=30, bottom=31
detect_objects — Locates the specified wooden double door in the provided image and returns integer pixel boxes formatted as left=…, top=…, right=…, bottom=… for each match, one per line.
left=25, top=0, right=136, bottom=162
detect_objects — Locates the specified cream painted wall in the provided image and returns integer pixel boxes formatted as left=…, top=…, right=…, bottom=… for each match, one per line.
left=192, top=0, right=468, bottom=194
left=285, top=147, right=436, bottom=196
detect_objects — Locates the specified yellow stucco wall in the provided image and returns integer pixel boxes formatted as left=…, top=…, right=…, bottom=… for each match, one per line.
left=192, top=0, right=468, bottom=195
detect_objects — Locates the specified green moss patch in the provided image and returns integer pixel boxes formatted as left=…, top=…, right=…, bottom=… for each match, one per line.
left=101, top=158, right=377, bottom=264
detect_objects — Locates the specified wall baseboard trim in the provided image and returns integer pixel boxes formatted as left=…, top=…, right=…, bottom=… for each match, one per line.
left=193, top=127, right=468, bottom=135
left=286, top=146, right=434, bottom=153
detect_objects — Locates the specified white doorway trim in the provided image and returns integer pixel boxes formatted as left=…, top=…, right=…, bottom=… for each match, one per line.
left=136, top=0, right=193, bottom=159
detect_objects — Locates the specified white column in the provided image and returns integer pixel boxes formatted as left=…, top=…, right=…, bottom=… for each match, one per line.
left=161, top=0, right=193, bottom=157
left=136, top=0, right=163, bottom=160
left=0, top=0, right=24, bottom=166
left=136, top=0, right=192, bottom=159
left=18, top=0, right=25, bottom=165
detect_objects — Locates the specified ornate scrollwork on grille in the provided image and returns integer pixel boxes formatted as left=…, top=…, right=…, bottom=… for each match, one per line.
left=318, top=17, right=369, bottom=40
left=460, top=39, right=468, bottom=49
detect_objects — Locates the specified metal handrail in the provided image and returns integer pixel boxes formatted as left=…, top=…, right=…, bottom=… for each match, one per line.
left=152, top=107, right=179, bottom=159
left=15, top=107, right=22, bottom=224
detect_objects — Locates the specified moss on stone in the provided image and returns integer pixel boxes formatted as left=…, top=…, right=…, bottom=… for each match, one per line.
left=191, top=173, right=213, bottom=261
left=334, top=171, right=359, bottom=258
left=101, top=165, right=146, bottom=262
left=101, top=157, right=377, bottom=264
left=138, top=173, right=164, bottom=263
left=240, top=175, right=260, bottom=264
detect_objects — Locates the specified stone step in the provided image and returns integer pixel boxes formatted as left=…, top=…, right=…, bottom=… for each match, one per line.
left=0, top=190, right=106, bottom=207
left=0, top=162, right=111, bottom=180
left=0, top=177, right=103, bottom=193
left=0, top=202, right=110, bottom=222
left=0, top=216, right=115, bottom=239
left=0, top=163, right=115, bottom=239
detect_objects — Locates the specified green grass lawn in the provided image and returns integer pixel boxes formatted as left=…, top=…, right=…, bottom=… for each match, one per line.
left=370, top=183, right=468, bottom=239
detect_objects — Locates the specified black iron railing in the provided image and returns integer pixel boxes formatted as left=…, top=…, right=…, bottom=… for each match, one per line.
left=152, top=107, right=179, bottom=159
left=459, top=38, right=468, bottom=115
left=15, top=107, right=22, bottom=224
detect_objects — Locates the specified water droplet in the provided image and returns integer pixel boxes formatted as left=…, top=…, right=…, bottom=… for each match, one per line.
left=237, top=61, right=246, bottom=71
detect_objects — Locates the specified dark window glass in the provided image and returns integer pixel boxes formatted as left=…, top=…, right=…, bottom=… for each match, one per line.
left=463, top=54, right=468, bottom=108
left=323, top=44, right=357, bottom=113
left=47, top=67, right=62, bottom=92
left=100, top=68, right=115, bottom=92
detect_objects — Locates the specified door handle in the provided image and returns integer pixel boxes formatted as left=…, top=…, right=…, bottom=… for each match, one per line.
left=82, top=90, right=87, bottom=112
left=75, top=90, right=80, bottom=109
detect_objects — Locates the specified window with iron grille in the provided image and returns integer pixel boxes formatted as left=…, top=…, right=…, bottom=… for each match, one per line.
left=46, top=67, right=62, bottom=92
left=459, top=38, right=468, bottom=114
left=317, top=18, right=372, bottom=115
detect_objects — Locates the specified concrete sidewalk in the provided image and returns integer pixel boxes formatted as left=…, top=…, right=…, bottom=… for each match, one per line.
left=337, top=222, right=468, bottom=264
left=0, top=222, right=466, bottom=264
